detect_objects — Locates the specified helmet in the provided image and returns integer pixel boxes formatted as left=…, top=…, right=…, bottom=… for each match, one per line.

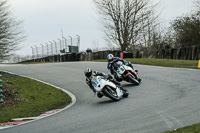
left=84, top=68, right=92, bottom=77
left=107, top=54, right=114, bottom=62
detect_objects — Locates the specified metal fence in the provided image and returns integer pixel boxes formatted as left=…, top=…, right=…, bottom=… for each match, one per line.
left=31, top=35, right=80, bottom=59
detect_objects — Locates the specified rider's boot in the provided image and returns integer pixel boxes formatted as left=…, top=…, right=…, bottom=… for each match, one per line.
left=97, top=92, right=103, bottom=98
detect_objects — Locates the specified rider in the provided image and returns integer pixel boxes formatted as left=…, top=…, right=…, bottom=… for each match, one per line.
left=107, top=54, right=135, bottom=81
left=84, top=68, right=122, bottom=98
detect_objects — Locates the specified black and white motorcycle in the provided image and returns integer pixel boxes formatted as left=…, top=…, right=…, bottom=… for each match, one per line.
left=90, top=74, right=129, bottom=101
left=115, top=61, right=141, bottom=85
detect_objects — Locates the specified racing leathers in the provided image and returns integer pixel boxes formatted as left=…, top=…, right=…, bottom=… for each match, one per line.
left=107, top=57, right=134, bottom=81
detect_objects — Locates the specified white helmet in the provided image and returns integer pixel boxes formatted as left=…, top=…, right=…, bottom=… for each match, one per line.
left=84, top=68, right=92, bottom=77
left=107, top=54, right=114, bottom=62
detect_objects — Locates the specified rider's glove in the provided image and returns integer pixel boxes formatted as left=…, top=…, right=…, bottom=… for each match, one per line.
left=93, top=71, right=98, bottom=75
left=108, top=74, right=113, bottom=79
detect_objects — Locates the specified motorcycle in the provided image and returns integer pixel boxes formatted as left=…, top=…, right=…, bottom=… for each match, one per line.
left=90, top=75, right=129, bottom=101
left=115, top=61, right=141, bottom=85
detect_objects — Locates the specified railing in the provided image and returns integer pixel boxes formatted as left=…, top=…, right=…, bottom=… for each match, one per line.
left=30, top=35, right=80, bottom=59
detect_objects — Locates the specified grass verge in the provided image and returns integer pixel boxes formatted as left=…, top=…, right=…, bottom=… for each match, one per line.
left=0, top=71, right=71, bottom=123
left=95, top=58, right=199, bottom=69
left=163, top=123, right=200, bottom=133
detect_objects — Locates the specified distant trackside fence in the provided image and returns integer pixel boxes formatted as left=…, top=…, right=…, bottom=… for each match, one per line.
left=30, top=35, right=80, bottom=59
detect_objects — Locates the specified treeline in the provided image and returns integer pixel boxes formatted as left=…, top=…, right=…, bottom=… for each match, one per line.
left=93, top=0, right=200, bottom=56
left=0, top=0, right=25, bottom=62
left=150, top=0, right=200, bottom=51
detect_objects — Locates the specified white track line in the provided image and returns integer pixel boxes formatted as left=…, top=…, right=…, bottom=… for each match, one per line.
left=170, top=116, right=184, bottom=127
left=155, top=110, right=184, bottom=129
left=156, top=110, right=173, bottom=129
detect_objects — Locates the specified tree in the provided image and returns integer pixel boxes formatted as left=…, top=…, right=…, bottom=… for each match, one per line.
left=166, top=13, right=200, bottom=48
left=163, top=0, right=200, bottom=48
left=0, top=0, right=25, bottom=60
left=93, top=0, right=158, bottom=51
left=194, top=0, right=200, bottom=15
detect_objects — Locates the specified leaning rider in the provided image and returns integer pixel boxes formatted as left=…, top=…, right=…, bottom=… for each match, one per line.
left=107, top=54, right=135, bottom=81
left=84, top=68, right=121, bottom=98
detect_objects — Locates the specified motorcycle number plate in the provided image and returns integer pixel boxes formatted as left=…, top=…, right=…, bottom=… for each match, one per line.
left=94, top=79, right=101, bottom=87
left=118, top=66, right=125, bottom=74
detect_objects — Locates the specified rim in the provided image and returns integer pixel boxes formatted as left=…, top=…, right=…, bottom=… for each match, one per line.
left=107, top=87, right=118, bottom=97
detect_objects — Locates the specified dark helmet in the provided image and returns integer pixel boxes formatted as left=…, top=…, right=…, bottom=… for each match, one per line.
left=107, top=54, right=114, bottom=62
left=84, top=68, right=92, bottom=77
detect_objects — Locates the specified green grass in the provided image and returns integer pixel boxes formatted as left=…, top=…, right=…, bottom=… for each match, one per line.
left=0, top=74, right=71, bottom=123
left=163, top=123, right=200, bottom=133
left=12, top=58, right=199, bottom=69
left=95, top=58, right=199, bottom=69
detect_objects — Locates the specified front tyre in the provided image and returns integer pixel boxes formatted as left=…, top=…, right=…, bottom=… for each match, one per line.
left=127, top=74, right=139, bottom=85
left=138, top=77, right=142, bottom=83
left=102, top=86, right=120, bottom=101
left=121, top=87, right=129, bottom=98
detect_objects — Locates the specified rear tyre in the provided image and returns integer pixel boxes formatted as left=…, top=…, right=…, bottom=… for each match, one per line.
left=127, top=74, right=139, bottom=85
left=102, top=86, right=120, bottom=101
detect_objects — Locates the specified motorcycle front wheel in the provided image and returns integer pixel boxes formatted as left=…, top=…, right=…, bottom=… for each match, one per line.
left=127, top=74, right=139, bottom=85
left=102, top=86, right=120, bottom=101
left=121, top=87, right=129, bottom=98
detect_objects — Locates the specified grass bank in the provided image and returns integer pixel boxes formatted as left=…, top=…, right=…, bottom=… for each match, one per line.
left=95, top=58, right=199, bottom=69
left=163, top=123, right=200, bottom=133
left=0, top=72, right=71, bottom=123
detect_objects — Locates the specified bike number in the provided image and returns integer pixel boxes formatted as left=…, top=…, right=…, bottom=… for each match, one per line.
left=94, top=79, right=101, bottom=87
left=117, top=66, right=125, bottom=74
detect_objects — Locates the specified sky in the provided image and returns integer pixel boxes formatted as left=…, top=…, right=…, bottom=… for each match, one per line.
left=7, top=0, right=194, bottom=56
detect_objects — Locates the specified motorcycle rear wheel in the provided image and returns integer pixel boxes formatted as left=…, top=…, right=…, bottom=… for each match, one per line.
left=102, top=86, right=120, bottom=101
left=127, top=74, right=139, bottom=85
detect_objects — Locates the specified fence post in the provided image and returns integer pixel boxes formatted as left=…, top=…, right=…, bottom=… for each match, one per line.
left=120, top=52, right=124, bottom=59
left=0, top=74, right=3, bottom=103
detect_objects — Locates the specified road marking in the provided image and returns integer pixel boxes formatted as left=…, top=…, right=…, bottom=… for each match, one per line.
left=155, top=110, right=184, bottom=129
left=170, top=117, right=184, bottom=127
left=0, top=126, right=12, bottom=130
left=156, top=110, right=173, bottom=129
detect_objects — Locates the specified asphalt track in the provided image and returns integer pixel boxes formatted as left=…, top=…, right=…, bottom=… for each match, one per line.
left=0, top=62, right=200, bottom=133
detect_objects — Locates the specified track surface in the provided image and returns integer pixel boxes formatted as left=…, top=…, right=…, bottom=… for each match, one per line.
left=0, top=62, right=200, bottom=133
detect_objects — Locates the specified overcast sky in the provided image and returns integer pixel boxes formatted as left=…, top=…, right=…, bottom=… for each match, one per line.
left=7, top=0, right=194, bottom=56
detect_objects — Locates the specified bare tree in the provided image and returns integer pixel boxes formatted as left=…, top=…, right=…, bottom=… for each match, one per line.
left=162, top=0, right=200, bottom=48
left=194, top=0, right=200, bottom=14
left=0, top=0, right=25, bottom=61
left=93, top=0, right=158, bottom=51
left=139, top=10, right=161, bottom=54
left=92, top=40, right=99, bottom=52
